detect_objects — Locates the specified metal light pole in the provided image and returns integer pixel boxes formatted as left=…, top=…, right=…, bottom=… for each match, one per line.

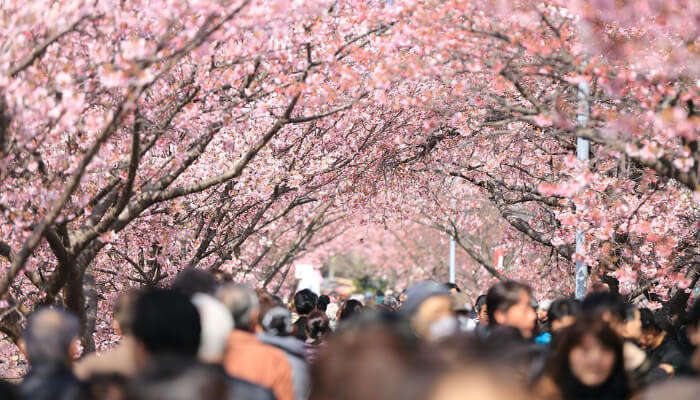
left=449, top=235, right=456, bottom=284
left=575, top=80, right=590, bottom=299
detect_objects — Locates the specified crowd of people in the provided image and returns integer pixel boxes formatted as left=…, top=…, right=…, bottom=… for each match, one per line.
left=1, top=268, right=699, bottom=400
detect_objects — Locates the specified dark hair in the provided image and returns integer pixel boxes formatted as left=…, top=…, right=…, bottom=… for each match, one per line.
left=317, top=295, right=330, bottom=312
left=306, top=310, right=330, bottom=340
left=444, top=282, right=461, bottom=292
left=23, top=307, right=80, bottom=364
left=545, top=317, right=631, bottom=399
left=0, top=379, right=19, bottom=400
left=339, top=299, right=363, bottom=321
left=127, top=355, right=228, bottom=400
left=475, top=294, right=487, bottom=311
left=548, top=298, right=581, bottom=324
left=172, top=267, right=217, bottom=297
left=640, top=307, right=662, bottom=332
left=84, top=373, right=128, bottom=400
left=294, top=289, right=318, bottom=315
left=261, top=307, right=294, bottom=337
left=688, top=297, right=700, bottom=327
left=486, top=281, right=532, bottom=326
left=581, top=291, right=626, bottom=321
left=132, top=289, right=201, bottom=357
left=293, top=317, right=309, bottom=341
left=113, top=289, right=140, bottom=335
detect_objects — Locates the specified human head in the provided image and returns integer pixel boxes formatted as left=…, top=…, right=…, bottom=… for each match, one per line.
left=537, top=299, right=553, bottom=322
left=618, top=303, right=642, bottom=341
left=450, top=292, right=471, bottom=316
left=548, top=318, right=629, bottom=395
left=402, top=281, right=455, bottom=340
left=475, top=294, right=488, bottom=323
left=581, top=291, right=626, bottom=326
left=22, top=307, right=80, bottom=365
left=317, top=295, right=330, bottom=312
left=547, top=298, right=581, bottom=332
left=293, top=289, right=318, bottom=316
left=429, top=367, right=532, bottom=400
left=190, top=293, right=234, bottom=363
left=113, top=289, right=140, bottom=336
left=687, top=297, right=700, bottom=349
left=131, top=289, right=201, bottom=358
left=638, top=307, right=664, bottom=349
left=444, top=282, right=461, bottom=294
left=306, top=310, right=330, bottom=340
left=261, top=306, right=294, bottom=337
left=382, top=295, right=399, bottom=311
left=216, top=284, right=259, bottom=332
left=486, top=281, right=536, bottom=338
left=171, top=267, right=217, bottom=297
left=127, top=355, right=228, bottom=400
left=338, top=299, right=364, bottom=322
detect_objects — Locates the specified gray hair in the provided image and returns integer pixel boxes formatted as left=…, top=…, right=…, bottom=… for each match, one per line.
left=216, top=284, right=259, bottom=331
left=191, top=293, right=234, bottom=363
left=23, top=307, right=80, bottom=364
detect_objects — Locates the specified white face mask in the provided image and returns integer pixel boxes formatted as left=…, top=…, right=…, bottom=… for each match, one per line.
left=429, top=316, right=458, bottom=340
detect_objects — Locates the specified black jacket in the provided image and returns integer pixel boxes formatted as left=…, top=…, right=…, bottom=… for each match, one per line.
left=20, top=361, right=84, bottom=400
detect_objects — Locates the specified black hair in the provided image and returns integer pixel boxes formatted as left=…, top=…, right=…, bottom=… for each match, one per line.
left=486, top=281, right=532, bottom=326
left=581, top=291, right=626, bottom=321
left=0, top=379, right=19, bottom=400
left=294, top=289, right=318, bottom=315
left=317, top=295, right=330, bottom=312
left=339, top=299, right=363, bottom=321
left=545, top=317, right=631, bottom=399
left=547, top=298, right=581, bottom=326
left=132, top=289, right=201, bottom=357
left=688, top=297, right=700, bottom=328
left=444, top=282, right=461, bottom=292
left=171, top=267, right=217, bottom=297
left=294, top=317, right=309, bottom=341
left=306, top=310, right=330, bottom=340
left=640, top=307, right=662, bottom=332
left=376, top=289, right=385, bottom=297
left=475, top=294, right=487, bottom=311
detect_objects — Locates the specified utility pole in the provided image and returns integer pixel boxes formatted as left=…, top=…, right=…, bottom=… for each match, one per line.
left=575, top=80, right=590, bottom=299
left=449, top=235, right=456, bottom=284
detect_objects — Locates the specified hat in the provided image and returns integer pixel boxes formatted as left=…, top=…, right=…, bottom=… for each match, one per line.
left=451, top=292, right=472, bottom=312
left=538, top=299, right=553, bottom=311
left=401, top=281, right=450, bottom=315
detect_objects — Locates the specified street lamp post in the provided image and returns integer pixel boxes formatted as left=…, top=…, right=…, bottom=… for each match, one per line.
left=575, top=80, right=590, bottom=299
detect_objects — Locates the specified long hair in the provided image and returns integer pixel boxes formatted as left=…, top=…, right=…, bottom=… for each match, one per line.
left=545, top=317, right=632, bottom=400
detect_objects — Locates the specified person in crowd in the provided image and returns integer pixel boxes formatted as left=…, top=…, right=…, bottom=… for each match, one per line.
left=638, top=307, right=685, bottom=376
left=337, top=299, right=363, bottom=323
left=172, top=267, right=218, bottom=297
left=486, top=280, right=537, bottom=340
left=444, top=282, right=461, bottom=294
left=131, top=288, right=201, bottom=363
left=127, top=354, right=229, bottom=400
left=537, top=299, right=553, bottom=331
left=82, top=373, right=128, bottom=400
left=0, top=379, right=19, bottom=400
left=451, top=291, right=476, bottom=332
left=258, top=303, right=311, bottom=400
left=217, top=283, right=295, bottom=400
left=375, top=289, right=385, bottom=305
left=75, top=289, right=140, bottom=379
left=401, top=281, right=457, bottom=341
left=678, top=297, right=700, bottom=376
left=532, top=317, right=633, bottom=400
left=580, top=291, right=627, bottom=327
left=193, top=290, right=276, bottom=400
left=547, top=298, right=581, bottom=334
left=316, top=295, right=330, bottom=313
left=306, top=310, right=330, bottom=345
left=474, top=294, right=488, bottom=324
left=19, top=307, right=84, bottom=400
left=429, top=366, right=533, bottom=400
left=292, top=289, right=318, bottom=341
left=380, top=295, right=399, bottom=312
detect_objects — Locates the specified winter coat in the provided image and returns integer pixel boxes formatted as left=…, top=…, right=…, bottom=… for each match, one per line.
left=20, top=361, right=84, bottom=400
left=258, top=333, right=311, bottom=400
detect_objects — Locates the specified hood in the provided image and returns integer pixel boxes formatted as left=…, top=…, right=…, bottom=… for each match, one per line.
left=257, top=333, right=306, bottom=358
